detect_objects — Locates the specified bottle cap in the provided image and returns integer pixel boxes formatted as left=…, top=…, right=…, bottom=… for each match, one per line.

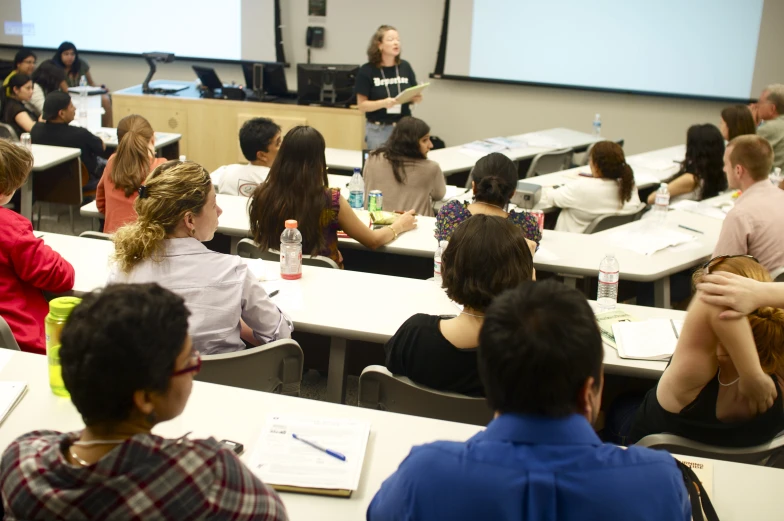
left=439, top=240, right=449, bottom=249
left=49, top=297, right=82, bottom=317
left=285, top=219, right=298, bottom=229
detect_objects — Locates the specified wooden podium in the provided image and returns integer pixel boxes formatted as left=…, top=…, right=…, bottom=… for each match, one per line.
left=112, top=81, right=364, bottom=172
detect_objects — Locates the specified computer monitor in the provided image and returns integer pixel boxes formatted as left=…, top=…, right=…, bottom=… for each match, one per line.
left=192, top=65, right=223, bottom=91
left=297, top=64, right=358, bottom=107
left=241, top=62, right=289, bottom=98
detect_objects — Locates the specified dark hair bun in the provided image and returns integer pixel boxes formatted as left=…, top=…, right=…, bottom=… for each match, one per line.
left=476, top=176, right=511, bottom=207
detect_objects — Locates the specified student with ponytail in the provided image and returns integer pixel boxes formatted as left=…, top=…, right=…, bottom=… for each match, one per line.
left=109, top=160, right=291, bottom=355
left=435, top=152, right=542, bottom=244
left=544, top=141, right=640, bottom=233
left=96, top=115, right=168, bottom=233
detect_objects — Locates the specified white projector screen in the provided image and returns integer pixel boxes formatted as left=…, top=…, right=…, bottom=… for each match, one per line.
left=440, top=0, right=766, bottom=100
left=0, top=0, right=278, bottom=62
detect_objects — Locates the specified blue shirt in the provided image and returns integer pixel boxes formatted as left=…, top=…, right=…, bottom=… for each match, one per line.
left=367, top=413, right=690, bottom=521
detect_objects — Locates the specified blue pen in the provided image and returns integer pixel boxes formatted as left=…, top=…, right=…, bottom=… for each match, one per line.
left=292, top=433, right=346, bottom=461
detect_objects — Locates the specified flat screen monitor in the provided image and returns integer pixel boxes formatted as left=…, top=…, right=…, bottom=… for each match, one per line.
left=297, top=64, right=358, bottom=107
left=241, top=62, right=289, bottom=97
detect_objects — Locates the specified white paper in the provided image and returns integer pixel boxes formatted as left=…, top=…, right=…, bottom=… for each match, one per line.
left=461, top=141, right=506, bottom=155
left=0, top=381, right=27, bottom=426
left=485, top=137, right=526, bottom=149
left=669, top=200, right=727, bottom=221
left=613, top=319, right=678, bottom=360
left=674, top=456, right=713, bottom=497
left=606, top=223, right=695, bottom=255
left=523, top=133, right=563, bottom=148
left=248, top=415, right=371, bottom=491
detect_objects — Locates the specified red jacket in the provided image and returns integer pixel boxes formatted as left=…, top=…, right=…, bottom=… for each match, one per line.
left=0, top=209, right=75, bottom=354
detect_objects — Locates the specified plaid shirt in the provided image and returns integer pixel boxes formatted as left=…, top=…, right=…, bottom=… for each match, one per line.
left=0, top=431, right=288, bottom=521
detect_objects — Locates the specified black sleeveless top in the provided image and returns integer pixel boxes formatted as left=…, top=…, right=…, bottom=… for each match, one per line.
left=629, top=371, right=784, bottom=447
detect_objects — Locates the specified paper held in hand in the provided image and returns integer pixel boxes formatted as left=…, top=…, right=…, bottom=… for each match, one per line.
left=248, top=414, right=371, bottom=497
left=395, top=82, right=429, bottom=104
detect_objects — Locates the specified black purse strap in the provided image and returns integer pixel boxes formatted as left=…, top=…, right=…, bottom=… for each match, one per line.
left=677, top=460, right=719, bottom=521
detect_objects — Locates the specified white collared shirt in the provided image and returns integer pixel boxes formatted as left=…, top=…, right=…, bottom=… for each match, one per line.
left=108, top=238, right=292, bottom=354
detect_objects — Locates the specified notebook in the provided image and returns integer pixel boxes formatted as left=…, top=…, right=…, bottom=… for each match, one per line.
left=0, top=381, right=27, bottom=426
left=612, top=319, right=683, bottom=361
left=595, top=309, right=638, bottom=350
left=248, top=414, right=371, bottom=497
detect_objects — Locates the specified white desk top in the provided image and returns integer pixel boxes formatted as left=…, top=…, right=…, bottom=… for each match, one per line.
left=94, top=127, right=182, bottom=149
left=325, top=147, right=362, bottom=171
left=31, top=144, right=81, bottom=171
left=1, top=351, right=781, bottom=520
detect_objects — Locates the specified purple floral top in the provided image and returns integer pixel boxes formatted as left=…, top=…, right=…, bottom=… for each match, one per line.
left=435, top=200, right=543, bottom=244
left=306, top=188, right=343, bottom=268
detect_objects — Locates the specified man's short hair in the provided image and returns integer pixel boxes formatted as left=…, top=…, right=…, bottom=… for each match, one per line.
left=60, top=283, right=190, bottom=426
left=729, top=134, right=774, bottom=181
left=0, top=140, right=34, bottom=196
left=478, top=280, right=603, bottom=416
left=765, top=84, right=784, bottom=116
left=239, top=117, right=281, bottom=162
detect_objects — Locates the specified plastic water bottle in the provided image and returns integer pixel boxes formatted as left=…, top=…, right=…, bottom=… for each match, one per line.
left=179, top=155, right=187, bottom=162
left=349, top=168, right=364, bottom=210
left=78, top=75, right=88, bottom=128
left=433, top=240, right=448, bottom=285
left=592, top=113, right=602, bottom=136
left=771, top=167, right=782, bottom=186
left=597, top=254, right=620, bottom=311
left=280, top=219, right=302, bottom=280
left=45, top=296, right=82, bottom=397
left=653, top=183, right=670, bottom=223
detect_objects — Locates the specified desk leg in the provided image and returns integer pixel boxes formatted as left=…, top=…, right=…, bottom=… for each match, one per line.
left=20, top=175, right=33, bottom=223
left=230, top=236, right=240, bottom=255
left=325, top=337, right=347, bottom=404
left=654, top=278, right=671, bottom=309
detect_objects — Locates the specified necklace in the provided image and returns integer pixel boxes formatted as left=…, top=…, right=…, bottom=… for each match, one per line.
left=69, top=438, right=127, bottom=467
left=460, top=311, right=484, bottom=319
left=472, top=201, right=505, bottom=211
left=717, top=368, right=740, bottom=387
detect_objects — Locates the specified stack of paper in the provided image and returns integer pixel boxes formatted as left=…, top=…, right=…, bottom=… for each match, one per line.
left=607, top=224, right=696, bottom=255
left=248, top=415, right=371, bottom=497
left=669, top=200, right=728, bottom=221
left=461, top=141, right=506, bottom=156
left=595, top=309, right=638, bottom=349
left=612, top=319, right=683, bottom=360
left=0, top=381, right=27, bottom=426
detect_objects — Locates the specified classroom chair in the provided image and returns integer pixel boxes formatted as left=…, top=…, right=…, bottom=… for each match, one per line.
left=636, top=432, right=784, bottom=468
left=525, top=148, right=574, bottom=178
left=770, top=267, right=784, bottom=282
left=0, top=317, right=20, bottom=351
left=79, top=231, right=112, bottom=241
left=196, top=338, right=304, bottom=396
left=236, top=238, right=339, bottom=269
left=583, top=202, right=648, bottom=234
left=357, top=365, right=493, bottom=426
left=0, top=123, right=18, bottom=142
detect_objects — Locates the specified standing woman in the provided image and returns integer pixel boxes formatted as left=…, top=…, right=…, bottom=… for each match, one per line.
left=52, top=41, right=113, bottom=126
left=355, top=25, right=423, bottom=150
left=363, top=116, right=446, bottom=216
left=1, top=74, right=39, bottom=137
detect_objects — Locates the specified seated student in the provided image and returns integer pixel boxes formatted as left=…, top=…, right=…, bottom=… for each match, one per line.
left=110, top=160, right=291, bottom=354
left=646, top=124, right=726, bottom=205
left=630, top=256, right=784, bottom=446
left=544, top=141, right=641, bottom=233
left=96, top=115, right=167, bottom=233
left=720, top=105, right=756, bottom=142
left=369, top=280, right=690, bottom=521
left=52, top=41, right=112, bottom=126
left=435, top=153, right=542, bottom=244
left=30, top=59, right=67, bottom=114
left=2, top=48, right=36, bottom=97
left=752, top=84, right=784, bottom=169
left=30, top=91, right=106, bottom=190
left=0, top=283, right=289, bottom=520
left=0, top=141, right=74, bottom=354
left=249, top=126, right=417, bottom=269
left=385, top=215, right=533, bottom=396
left=215, top=117, right=281, bottom=196
left=363, top=116, right=446, bottom=216
left=2, top=74, right=39, bottom=137
left=714, top=135, right=784, bottom=273
left=698, top=270, right=784, bottom=319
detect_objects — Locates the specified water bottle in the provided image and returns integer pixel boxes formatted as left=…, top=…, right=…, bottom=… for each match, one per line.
left=280, top=219, right=303, bottom=280
left=597, top=254, right=619, bottom=311
left=592, top=113, right=602, bottom=136
left=771, top=167, right=782, bottom=186
left=179, top=155, right=187, bottom=162
left=349, top=168, right=364, bottom=210
left=78, top=75, right=88, bottom=128
left=433, top=240, right=448, bottom=285
left=653, top=183, right=670, bottom=223
left=20, top=133, right=32, bottom=151
left=45, top=296, right=82, bottom=397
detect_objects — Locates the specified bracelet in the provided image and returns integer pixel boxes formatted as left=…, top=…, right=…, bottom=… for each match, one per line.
left=390, top=226, right=399, bottom=240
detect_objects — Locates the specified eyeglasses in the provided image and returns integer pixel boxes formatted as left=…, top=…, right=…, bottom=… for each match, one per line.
left=702, top=254, right=759, bottom=274
left=172, top=350, right=202, bottom=377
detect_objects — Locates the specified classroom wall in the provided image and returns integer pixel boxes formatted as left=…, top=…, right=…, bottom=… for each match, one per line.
left=3, top=0, right=782, bottom=155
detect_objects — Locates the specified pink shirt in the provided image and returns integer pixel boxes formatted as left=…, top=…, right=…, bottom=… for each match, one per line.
left=713, top=180, right=784, bottom=272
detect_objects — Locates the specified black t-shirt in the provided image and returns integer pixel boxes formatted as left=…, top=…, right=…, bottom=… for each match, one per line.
left=2, top=99, right=39, bottom=139
left=384, top=313, right=483, bottom=397
left=30, top=121, right=104, bottom=176
left=354, top=60, right=417, bottom=124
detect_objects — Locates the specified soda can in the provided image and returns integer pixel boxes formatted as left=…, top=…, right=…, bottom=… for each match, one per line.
left=20, top=133, right=32, bottom=151
left=529, top=209, right=545, bottom=232
left=368, top=190, right=383, bottom=212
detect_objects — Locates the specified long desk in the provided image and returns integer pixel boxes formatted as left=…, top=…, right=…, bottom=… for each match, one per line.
left=1, top=351, right=780, bottom=520
left=41, top=232, right=677, bottom=403
left=22, top=145, right=82, bottom=222
left=112, top=80, right=364, bottom=172
left=95, top=126, right=182, bottom=160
